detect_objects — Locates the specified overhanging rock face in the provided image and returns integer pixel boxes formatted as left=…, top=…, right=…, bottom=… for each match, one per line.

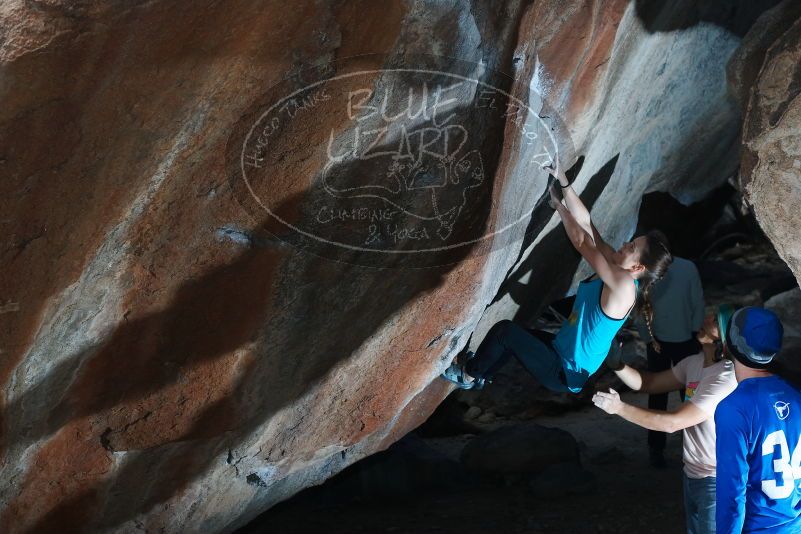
left=0, top=1, right=784, bottom=532
left=741, top=11, right=801, bottom=285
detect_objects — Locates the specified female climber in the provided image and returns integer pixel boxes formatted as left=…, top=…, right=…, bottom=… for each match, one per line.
left=441, top=164, right=673, bottom=393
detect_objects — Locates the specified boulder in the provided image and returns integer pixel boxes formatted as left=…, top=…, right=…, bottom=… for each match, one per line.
left=765, top=288, right=801, bottom=340
left=0, top=0, right=789, bottom=532
left=727, top=0, right=801, bottom=111
left=740, top=13, right=801, bottom=285
left=765, top=289, right=801, bottom=385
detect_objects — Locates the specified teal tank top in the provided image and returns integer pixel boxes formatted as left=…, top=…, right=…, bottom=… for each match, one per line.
left=553, top=276, right=638, bottom=392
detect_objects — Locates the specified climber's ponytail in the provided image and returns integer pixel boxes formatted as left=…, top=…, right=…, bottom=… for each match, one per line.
left=640, top=283, right=659, bottom=351
left=633, top=230, right=673, bottom=351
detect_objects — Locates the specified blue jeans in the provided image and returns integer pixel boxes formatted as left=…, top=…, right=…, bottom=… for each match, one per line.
left=465, top=320, right=571, bottom=393
left=683, top=474, right=716, bottom=534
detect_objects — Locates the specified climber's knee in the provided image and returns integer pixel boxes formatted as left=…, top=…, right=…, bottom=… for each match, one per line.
left=496, top=319, right=516, bottom=338
left=485, top=320, right=511, bottom=343
left=494, top=319, right=513, bottom=332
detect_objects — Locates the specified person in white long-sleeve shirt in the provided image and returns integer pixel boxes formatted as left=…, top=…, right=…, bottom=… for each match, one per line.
left=595, top=307, right=737, bottom=534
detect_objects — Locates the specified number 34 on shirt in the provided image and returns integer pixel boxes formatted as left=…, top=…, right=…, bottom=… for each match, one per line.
left=763, top=429, right=801, bottom=499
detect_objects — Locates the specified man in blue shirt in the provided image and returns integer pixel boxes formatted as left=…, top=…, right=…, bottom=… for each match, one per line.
left=715, top=306, right=801, bottom=533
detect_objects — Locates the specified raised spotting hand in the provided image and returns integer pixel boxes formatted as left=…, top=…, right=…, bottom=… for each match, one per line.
left=593, top=388, right=623, bottom=415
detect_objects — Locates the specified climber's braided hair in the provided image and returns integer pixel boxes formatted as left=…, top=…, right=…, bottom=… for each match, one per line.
left=633, top=230, right=673, bottom=351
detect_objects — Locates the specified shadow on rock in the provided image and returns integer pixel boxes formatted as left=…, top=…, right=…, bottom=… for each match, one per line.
left=491, top=154, right=617, bottom=322
left=634, top=0, right=783, bottom=37
left=17, top=179, right=486, bottom=532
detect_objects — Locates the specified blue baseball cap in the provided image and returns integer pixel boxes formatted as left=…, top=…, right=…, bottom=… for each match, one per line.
left=725, top=307, right=784, bottom=369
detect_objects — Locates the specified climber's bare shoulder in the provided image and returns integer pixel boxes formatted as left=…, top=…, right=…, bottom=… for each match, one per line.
left=605, top=269, right=637, bottom=310
left=592, top=264, right=636, bottom=319
left=577, top=241, right=631, bottom=293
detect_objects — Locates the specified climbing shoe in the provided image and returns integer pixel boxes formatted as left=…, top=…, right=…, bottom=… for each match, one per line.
left=441, top=353, right=485, bottom=390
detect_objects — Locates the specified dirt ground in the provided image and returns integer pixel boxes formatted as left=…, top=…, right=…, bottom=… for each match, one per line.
left=244, top=391, right=686, bottom=534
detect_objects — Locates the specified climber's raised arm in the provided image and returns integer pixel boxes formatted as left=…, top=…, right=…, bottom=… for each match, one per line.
left=544, top=163, right=619, bottom=262
left=550, top=186, right=629, bottom=294
left=590, top=222, right=617, bottom=264
left=547, top=165, right=593, bottom=242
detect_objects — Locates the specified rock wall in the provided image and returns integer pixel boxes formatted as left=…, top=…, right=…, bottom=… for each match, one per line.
left=766, top=288, right=801, bottom=346
left=0, top=1, right=790, bottom=532
left=470, top=0, right=760, bottom=343
left=1, top=2, right=530, bottom=532
left=740, top=4, right=801, bottom=284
